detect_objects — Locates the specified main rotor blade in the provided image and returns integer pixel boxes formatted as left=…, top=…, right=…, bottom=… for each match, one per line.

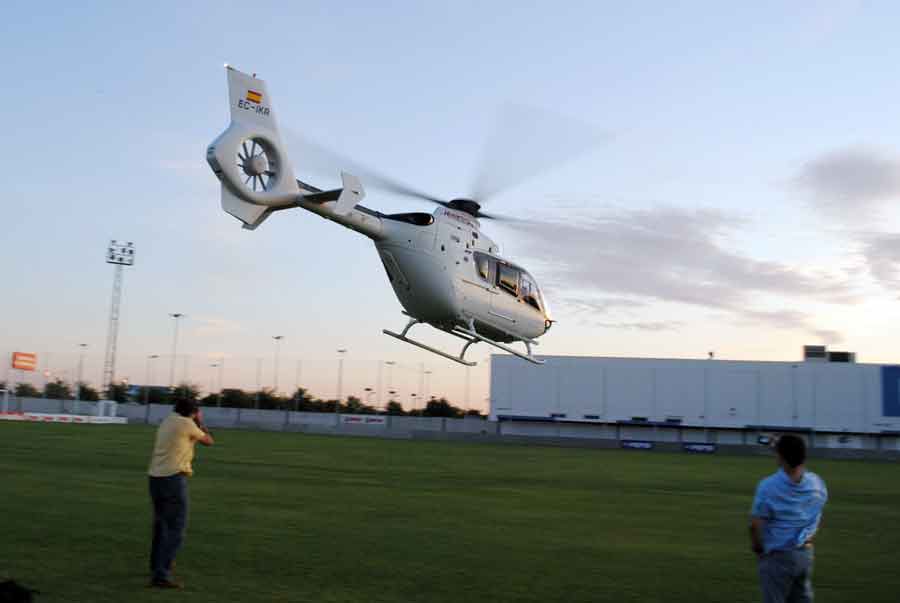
left=470, top=103, right=611, bottom=203
left=284, top=128, right=444, bottom=204
left=479, top=209, right=545, bottom=225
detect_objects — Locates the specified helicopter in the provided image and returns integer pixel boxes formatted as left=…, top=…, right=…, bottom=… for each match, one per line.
left=206, top=66, right=557, bottom=366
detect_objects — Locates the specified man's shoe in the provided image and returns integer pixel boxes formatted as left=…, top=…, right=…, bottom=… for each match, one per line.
left=149, top=579, right=183, bottom=589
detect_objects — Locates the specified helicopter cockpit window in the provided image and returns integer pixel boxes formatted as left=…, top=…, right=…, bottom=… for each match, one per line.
left=475, top=252, right=492, bottom=282
left=520, top=272, right=542, bottom=312
left=497, top=263, right=519, bottom=296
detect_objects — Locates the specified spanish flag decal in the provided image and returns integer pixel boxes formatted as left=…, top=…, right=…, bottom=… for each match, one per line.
left=246, top=89, right=263, bottom=104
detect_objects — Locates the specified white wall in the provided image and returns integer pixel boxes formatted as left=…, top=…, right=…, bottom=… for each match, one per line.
left=490, top=355, right=900, bottom=434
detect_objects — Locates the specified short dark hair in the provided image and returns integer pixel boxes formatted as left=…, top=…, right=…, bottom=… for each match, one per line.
left=776, top=434, right=806, bottom=468
left=174, top=399, right=198, bottom=418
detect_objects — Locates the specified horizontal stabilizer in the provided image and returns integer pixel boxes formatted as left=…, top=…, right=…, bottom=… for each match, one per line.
left=298, top=172, right=366, bottom=216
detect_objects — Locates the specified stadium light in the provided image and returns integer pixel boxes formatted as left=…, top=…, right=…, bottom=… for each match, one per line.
left=168, top=313, right=185, bottom=387
left=103, top=240, right=135, bottom=391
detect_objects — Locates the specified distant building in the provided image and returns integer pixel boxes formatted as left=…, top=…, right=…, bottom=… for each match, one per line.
left=490, top=347, right=900, bottom=435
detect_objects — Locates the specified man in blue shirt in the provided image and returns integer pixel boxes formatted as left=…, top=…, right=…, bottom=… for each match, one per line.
left=750, top=434, right=828, bottom=603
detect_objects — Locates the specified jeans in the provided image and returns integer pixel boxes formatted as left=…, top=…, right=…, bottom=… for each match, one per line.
left=149, top=474, right=189, bottom=582
left=758, top=547, right=814, bottom=603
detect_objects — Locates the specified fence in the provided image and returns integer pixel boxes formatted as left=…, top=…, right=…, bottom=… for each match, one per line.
left=6, top=397, right=900, bottom=459
left=5, top=397, right=495, bottom=438
left=115, top=402, right=496, bottom=438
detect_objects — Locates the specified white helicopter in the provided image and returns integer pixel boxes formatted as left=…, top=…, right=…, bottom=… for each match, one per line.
left=206, top=66, right=555, bottom=366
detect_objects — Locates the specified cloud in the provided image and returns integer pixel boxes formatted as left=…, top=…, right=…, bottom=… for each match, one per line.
left=501, top=206, right=850, bottom=338
left=560, top=297, right=646, bottom=315
left=737, top=309, right=842, bottom=344
left=792, top=147, right=900, bottom=294
left=859, top=233, right=900, bottom=291
left=592, top=321, right=684, bottom=332
left=508, top=206, right=849, bottom=306
left=792, top=146, right=900, bottom=221
left=555, top=296, right=684, bottom=331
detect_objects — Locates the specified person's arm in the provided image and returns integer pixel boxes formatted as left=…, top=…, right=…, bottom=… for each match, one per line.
left=749, top=517, right=766, bottom=557
left=192, top=411, right=215, bottom=446
left=749, top=481, right=770, bottom=557
left=805, top=516, right=822, bottom=546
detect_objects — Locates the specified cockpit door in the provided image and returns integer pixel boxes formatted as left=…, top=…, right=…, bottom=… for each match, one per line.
left=490, top=262, right=521, bottom=328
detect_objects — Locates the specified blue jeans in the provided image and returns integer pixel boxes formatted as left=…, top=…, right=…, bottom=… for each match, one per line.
left=149, top=474, right=188, bottom=582
left=758, top=547, right=814, bottom=603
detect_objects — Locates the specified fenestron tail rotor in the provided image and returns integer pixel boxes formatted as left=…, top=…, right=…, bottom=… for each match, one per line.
left=237, top=137, right=278, bottom=193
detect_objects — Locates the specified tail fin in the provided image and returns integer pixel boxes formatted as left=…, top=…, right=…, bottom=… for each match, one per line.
left=206, top=66, right=299, bottom=228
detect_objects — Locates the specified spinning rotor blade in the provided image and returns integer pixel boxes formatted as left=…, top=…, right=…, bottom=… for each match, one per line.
left=458, top=206, right=515, bottom=222
left=470, top=103, right=611, bottom=203
left=284, top=128, right=444, bottom=204
left=284, top=104, right=607, bottom=225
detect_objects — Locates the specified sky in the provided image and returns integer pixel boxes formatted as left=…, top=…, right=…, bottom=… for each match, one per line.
left=3, top=1, right=900, bottom=412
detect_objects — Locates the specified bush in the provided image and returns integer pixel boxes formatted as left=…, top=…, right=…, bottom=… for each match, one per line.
left=44, top=379, right=73, bottom=400
left=14, top=383, right=40, bottom=398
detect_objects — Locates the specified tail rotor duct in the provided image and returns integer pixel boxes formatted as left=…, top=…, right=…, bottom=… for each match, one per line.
left=237, top=137, right=278, bottom=194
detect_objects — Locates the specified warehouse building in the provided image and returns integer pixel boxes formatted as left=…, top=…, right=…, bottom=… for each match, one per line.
left=489, top=346, right=900, bottom=450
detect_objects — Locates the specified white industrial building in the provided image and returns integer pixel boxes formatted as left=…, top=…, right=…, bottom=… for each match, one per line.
left=489, top=348, right=900, bottom=440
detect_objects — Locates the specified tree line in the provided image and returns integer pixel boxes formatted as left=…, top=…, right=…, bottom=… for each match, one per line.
left=1, top=380, right=483, bottom=418
left=1, top=379, right=101, bottom=401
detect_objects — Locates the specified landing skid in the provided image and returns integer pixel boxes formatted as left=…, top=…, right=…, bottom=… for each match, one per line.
left=382, top=314, right=545, bottom=366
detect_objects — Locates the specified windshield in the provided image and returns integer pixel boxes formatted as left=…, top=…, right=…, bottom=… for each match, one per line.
left=520, top=271, right=546, bottom=314
left=473, top=252, right=550, bottom=318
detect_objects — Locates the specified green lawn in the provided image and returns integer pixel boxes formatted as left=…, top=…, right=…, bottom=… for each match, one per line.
left=1, top=422, right=898, bottom=602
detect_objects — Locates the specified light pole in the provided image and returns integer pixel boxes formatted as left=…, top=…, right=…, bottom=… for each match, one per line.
left=410, top=392, right=418, bottom=413
left=336, top=349, right=347, bottom=418
left=364, top=387, right=375, bottom=409
left=168, top=313, right=185, bottom=387
left=272, top=335, right=284, bottom=394
left=144, top=354, right=159, bottom=424
left=144, top=354, right=159, bottom=405
left=424, top=370, right=433, bottom=401
left=384, top=360, right=395, bottom=410
left=75, top=344, right=88, bottom=411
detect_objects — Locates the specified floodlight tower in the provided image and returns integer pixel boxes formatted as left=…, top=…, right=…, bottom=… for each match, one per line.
left=102, top=240, right=135, bottom=392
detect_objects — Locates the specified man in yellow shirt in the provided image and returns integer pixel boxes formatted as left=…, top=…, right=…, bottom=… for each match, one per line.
left=147, top=399, right=214, bottom=589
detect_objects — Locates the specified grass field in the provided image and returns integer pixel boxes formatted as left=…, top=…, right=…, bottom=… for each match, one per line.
left=1, top=423, right=898, bottom=603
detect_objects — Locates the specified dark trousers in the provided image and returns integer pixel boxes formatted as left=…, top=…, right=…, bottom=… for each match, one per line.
left=149, top=474, right=189, bottom=582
